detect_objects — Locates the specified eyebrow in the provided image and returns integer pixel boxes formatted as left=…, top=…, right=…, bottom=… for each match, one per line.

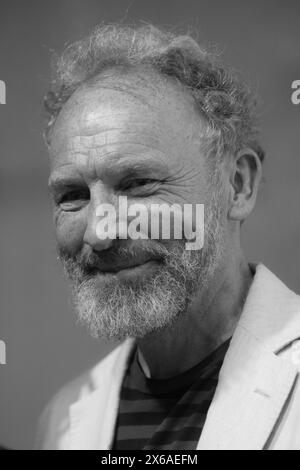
left=104, top=158, right=168, bottom=180
left=48, top=157, right=169, bottom=191
left=48, top=176, right=85, bottom=192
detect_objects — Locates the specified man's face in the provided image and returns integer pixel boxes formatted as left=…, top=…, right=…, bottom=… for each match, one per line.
left=48, top=71, right=227, bottom=340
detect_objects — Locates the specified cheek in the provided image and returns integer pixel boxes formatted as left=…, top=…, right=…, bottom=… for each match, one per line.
left=55, top=211, right=86, bottom=255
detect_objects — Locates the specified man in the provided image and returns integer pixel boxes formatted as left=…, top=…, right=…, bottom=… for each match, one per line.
left=37, top=24, right=300, bottom=450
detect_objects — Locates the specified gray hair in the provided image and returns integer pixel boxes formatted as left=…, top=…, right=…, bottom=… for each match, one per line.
left=44, top=23, right=264, bottom=162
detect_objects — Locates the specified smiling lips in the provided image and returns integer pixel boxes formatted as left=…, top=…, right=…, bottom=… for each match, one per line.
left=87, top=255, right=162, bottom=275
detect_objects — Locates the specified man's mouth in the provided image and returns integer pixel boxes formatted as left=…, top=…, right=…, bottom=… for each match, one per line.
left=86, top=255, right=163, bottom=279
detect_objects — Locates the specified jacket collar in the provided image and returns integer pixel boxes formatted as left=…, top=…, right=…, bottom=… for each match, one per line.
left=69, top=264, right=300, bottom=450
left=237, top=264, right=300, bottom=352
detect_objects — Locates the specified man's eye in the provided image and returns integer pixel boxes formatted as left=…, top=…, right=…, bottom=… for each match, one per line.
left=57, top=189, right=90, bottom=209
left=121, top=179, right=158, bottom=191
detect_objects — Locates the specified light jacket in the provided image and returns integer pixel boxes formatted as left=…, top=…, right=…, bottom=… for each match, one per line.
left=37, top=264, right=300, bottom=450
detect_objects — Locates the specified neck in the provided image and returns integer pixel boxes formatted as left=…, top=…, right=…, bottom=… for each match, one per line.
left=136, top=252, right=253, bottom=379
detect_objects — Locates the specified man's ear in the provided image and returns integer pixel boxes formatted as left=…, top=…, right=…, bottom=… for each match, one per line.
left=228, top=148, right=262, bottom=221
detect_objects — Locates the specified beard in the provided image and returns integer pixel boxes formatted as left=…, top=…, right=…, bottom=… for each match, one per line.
left=59, top=184, right=225, bottom=341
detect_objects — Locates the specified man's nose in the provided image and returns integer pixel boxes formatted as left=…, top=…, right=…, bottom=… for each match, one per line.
left=83, top=184, right=117, bottom=251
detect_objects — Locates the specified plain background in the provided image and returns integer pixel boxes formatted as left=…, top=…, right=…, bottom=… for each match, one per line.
left=0, top=0, right=299, bottom=450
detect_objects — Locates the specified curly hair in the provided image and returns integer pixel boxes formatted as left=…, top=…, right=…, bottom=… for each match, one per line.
left=44, top=23, right=264, bottom=162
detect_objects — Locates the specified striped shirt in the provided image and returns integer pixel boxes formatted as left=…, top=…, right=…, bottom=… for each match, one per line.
left=112, top=339, right=230, bottom=450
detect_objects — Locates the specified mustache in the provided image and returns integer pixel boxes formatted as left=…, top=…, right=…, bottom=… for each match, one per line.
left=58, top=240, right=175, bottom=276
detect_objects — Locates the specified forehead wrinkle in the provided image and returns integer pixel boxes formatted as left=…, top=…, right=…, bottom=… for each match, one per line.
left=61, top=130, right=164, bottom=154
left=50, top=148, right=169, bottom=183
left=52, top=107, right=165, bottom=157
left=99, top=155, right=168, bottom=177
left=88, top=145, right=168, bottom=166
left=75, top=109, right=159, bottom=136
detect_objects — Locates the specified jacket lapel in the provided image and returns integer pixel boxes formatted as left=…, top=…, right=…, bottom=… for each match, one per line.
left=198, top=264, right=300, bottom=450
left=197, top=326, right=298, bottom=449
left=69, top=339, right=135, bottom=450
